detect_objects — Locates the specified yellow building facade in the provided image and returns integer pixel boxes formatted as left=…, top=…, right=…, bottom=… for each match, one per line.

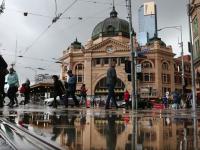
left=59, top=8, right=191, bottom=99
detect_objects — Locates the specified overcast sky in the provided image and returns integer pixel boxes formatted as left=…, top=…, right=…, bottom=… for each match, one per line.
left=0, top=0, right=189, bottom=83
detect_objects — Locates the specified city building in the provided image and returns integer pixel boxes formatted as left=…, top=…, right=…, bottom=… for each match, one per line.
left=138, top=2, right=156, bottom=46
left=22, top=111, right=197, bottom=150
left=189, top=0, right=200, bottom=98
left=30, top=74, right=54, bottom=101
left=59, top=7, right=192, bottom=99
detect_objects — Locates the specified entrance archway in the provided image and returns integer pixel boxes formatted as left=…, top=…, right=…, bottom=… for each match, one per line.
left=94, top=77, right=125, bottom=99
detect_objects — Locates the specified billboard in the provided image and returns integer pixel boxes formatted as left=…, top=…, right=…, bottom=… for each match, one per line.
left=144, top=2, right=155, bottom=16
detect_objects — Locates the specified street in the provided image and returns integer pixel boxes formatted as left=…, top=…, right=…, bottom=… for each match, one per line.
left=0, top=100, right=199, bottom=150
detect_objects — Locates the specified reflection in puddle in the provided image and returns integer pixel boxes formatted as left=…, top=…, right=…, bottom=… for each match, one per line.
left=3, top=109, right=200, bottom=150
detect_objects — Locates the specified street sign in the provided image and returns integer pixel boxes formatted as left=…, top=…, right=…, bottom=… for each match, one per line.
left=137, top=64, right=142, bottom=73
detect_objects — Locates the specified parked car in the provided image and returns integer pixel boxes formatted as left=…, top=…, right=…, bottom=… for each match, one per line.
left=44, top=96, right=81, bottom=107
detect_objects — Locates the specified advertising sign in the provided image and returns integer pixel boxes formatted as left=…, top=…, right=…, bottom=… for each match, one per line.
left=144, top=2, right=155, bottom=16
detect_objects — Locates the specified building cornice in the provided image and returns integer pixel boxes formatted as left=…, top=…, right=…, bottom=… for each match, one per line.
left=86, top=38, right=129, bottom=51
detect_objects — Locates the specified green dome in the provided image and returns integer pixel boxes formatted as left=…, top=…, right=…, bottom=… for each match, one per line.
left=91, top=7, right=130, bottom=40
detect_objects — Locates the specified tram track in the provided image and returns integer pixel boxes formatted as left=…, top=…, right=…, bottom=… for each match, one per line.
left=0, top=118, right=63, bottom=150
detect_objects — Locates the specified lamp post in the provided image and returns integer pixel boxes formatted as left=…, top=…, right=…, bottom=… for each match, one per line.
left=158, top=25, right=185, bottom=95
left=188, top=0, right=196, bottom=111
left=126, top=0, right=137, bottom=110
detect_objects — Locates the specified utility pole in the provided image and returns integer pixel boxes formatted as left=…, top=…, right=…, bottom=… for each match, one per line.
left=126, top=0, right=137, bottom=110
left=188, top=0, right=196, bottom=111
left=180, top=26, right=185, bottom=96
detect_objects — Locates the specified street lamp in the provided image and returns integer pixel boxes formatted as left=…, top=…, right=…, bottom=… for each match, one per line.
left=188, top=0, right=196, bottom=111
left=158, top=25, right=185, bottom=95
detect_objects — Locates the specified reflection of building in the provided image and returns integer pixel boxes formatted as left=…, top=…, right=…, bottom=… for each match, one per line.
left=138, top=2, right=156, bottom=46
left=17, top=111, right=198, bottom=150
left=137, top=117, right=195, bottom=150
left=59, top=7, right=191, bottom=99
left=189, top=0, right=200, bottom=97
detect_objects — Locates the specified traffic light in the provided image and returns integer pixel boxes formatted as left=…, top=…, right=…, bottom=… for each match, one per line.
left=137, top=72, right=143, bottom=81
left=125, top=60, right=131, bottom=73
left=128, top=74, right=131, bottom=81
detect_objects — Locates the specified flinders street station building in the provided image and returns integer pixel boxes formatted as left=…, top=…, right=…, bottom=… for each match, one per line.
left=59, top=7, right=192, bottom=99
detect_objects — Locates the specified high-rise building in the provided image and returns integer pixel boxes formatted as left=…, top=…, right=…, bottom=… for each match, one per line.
left=138, top=2, right=156, bottom=46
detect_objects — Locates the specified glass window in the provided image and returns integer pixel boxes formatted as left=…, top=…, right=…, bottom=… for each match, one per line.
left=111, top=58, right=117, bottom=63
left=193, top=17, right=199, bottom=38
left=143, top=73, right=154, bottom=82
left=75, top=64, right=84, bottom=83
left=142, top=61, right=152, bottom=69
left=96, top=58, right=101, bottom=65
left=104, top=58, right=109, bottom=65
left=120, top=57, right=126, bottom=64
left=144, top=74, right=150, bottom=81
left=77, top=64, right=83, bottom=70
left=77, top=75, right=83, bottom=83
left=162, top=74, right=170, bottom=83
left=162, top=62, right=169, bottom=70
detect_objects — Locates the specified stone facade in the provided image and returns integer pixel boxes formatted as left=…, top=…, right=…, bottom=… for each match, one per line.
left=59, top=9, right=192, bottom=99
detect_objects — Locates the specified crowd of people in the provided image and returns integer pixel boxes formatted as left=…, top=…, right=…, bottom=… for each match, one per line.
left=0, top=55, right=30, bottom=108
left=1, top=54, right=193, bottom=110
left=162, top=90, right=193, bottom=109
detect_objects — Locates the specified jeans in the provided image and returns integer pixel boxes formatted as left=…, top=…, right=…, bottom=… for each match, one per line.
left=105, top=84, right=118, bottom=108
left=7, top=86, right=18, bottom=106
left=65, top=91, right=79, bottom=107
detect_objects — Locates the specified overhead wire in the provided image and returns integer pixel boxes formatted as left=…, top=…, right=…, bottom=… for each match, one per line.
left=22, top=24, right=52, bottom=55
left=21, top=0, right=78, bottom=56
left=77, top=0, right=126, bottom=6
left=1, top=52, right=55, bottom=63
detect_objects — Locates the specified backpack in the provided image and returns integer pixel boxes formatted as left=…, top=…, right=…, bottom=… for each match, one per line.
left=20, top=86, right=26, bottom=93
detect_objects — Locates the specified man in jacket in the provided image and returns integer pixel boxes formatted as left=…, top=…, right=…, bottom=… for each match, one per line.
left=65, top=70, right=79, bottom=107
left=105, top=60, right=118, bottom=109
left=52, top=75, right=65, bottom=108
left=0, top=55, right=8, bottom=107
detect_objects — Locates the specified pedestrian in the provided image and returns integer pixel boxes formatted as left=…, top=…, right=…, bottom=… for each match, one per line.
left=52, top=75, right=65, bottom=108
left=162, top=95, right=168, bottom=108
left=186, top=92, right=192, bottom=108
left=124, top=90, right=130, bottom=109
left=24, top=79, right=30, bottom=105
left=7, top=68, right=19, bottom=107
left=65, top=70, right=79, bottom=107
left=172, top=90, right=180, bottom=109
left=80, top=84, right=87, bottom=106
left=105, top=60, right=118, bottom=109
left=0, top=55, right=8, bottom=107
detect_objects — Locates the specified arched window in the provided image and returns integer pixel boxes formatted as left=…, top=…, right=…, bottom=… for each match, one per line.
left=162, top=62, right=169, bottom=70
left=75, top=64, right=84, bottom=83
left=142, top=61, right=152, bottom=69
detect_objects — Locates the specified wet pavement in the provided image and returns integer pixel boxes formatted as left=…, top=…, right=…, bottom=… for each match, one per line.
left=0, top=104, right=199, bottom=150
